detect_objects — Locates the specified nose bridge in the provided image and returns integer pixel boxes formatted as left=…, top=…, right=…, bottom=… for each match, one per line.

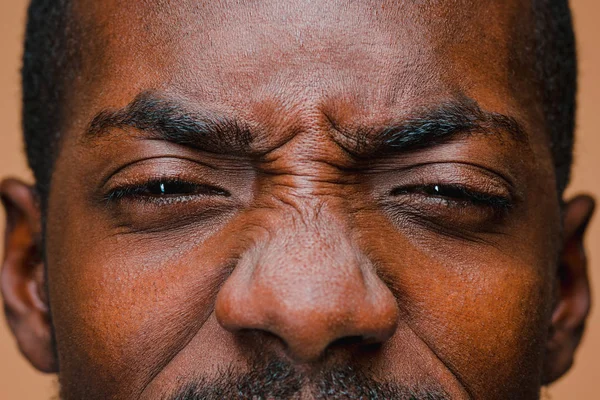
left=256, top=208, right=365, bottom=309
left=215, top=204, right=399, bottom=362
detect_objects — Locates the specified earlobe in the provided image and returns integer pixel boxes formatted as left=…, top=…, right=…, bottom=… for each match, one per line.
left=1, top=178, right=57, bottom=373
left=543, top=194, right=595, bottom=384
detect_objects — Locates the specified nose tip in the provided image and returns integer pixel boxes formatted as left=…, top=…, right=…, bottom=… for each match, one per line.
left=215, top=267, right=399, bottom=363
left=269, top=298, right=398, bottom=363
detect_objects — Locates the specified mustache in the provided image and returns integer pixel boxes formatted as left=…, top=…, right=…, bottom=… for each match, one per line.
left=167, top=360, right=450, bottom=400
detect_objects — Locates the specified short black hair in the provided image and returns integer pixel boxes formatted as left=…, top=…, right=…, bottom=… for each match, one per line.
left=21, top=0, right=577, bottom=207
left=22, top=0, right=76, bottom=208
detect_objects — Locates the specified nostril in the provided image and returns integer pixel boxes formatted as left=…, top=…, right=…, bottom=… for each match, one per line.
left=330, top=335, right=365, bottom=347
left=327, top=335, right=383, bottom=354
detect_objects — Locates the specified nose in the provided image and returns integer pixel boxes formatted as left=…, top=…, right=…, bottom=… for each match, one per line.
left=215, top=210, right=399, bottom=363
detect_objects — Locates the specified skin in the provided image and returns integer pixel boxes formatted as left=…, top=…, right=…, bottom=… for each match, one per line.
left=0, top=0, right=596, bottom=399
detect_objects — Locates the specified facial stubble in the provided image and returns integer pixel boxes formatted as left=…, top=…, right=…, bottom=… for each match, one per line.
left=166, top=359, right=450, bottom=400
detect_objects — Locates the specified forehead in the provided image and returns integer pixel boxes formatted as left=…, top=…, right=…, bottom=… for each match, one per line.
left=70, top=0, right=537, bottom=134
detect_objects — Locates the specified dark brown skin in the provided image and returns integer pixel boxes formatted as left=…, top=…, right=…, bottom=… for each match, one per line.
left=0, top=0, right=596, bottom=399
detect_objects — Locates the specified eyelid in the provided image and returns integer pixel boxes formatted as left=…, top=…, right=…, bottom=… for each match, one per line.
left=371, top=163, right=521, bottom=236
left=100, top=156, right=230, bottom=194
left=378, top=162, right=517, bottom=198
left=103, top=177, right=230, bottom=202
left=392, top=180, right=510, bottom=198
left=391, top=183, right=514, bottom=209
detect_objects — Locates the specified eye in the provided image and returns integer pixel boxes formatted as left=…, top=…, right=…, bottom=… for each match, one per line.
left=390, top=184, right=512, bottom=209
left=385, top=182, right=515, bottom=233
left=105, top=178, right=230, bottom=202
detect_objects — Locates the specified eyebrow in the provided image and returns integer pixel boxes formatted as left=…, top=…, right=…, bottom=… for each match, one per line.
left=335, top=97, right=528, bottom=157
left=85, top=91, right=254, bottom=154
left=85, top=91, right=528, bottom=157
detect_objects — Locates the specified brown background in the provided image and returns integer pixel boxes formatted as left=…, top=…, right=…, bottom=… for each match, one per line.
left=1, top=1, right=598, bottom=398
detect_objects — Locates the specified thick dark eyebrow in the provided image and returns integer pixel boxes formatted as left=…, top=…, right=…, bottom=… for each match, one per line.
left=334, top=97, right=528, bottom=157
left=86, top=92, right=528, bottom=158
left=85, top=91, right=254, bottom=154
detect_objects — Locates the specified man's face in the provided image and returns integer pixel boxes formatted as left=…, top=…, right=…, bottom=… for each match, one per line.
left=1, top=0, right=596, bottom=399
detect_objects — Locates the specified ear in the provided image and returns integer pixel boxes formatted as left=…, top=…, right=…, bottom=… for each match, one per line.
left=542, top=194, right=595, bottom=384
left=1, top=178, right=57, bottom=373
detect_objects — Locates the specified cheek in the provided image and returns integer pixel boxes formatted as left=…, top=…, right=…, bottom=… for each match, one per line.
left=44, top=150, right=247, bottom=397
left=45, top=209, right=234, bottom=398
left=408, top=266, right=549, bottom=382
left=364, top=219, right=555, bottom=398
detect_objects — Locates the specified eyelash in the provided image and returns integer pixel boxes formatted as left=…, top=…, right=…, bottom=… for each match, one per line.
left=105, top=177, right=511, bottom=217
left=390, top=184, right=513, bottom=210
left=104, top=178, right=230, bottom=204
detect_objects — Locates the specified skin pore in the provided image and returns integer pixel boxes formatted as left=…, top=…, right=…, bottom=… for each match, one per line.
left=0, top=0, right=595, bottom=399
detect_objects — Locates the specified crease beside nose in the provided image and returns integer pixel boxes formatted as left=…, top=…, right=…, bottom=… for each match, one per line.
left=214, top=228, right=399, bottom=363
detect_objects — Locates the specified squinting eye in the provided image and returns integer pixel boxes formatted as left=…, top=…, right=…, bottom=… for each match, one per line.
left=420, top=185, right=460, bottom=198
left=145, top=181, right=204, bottom=196
left=105, top=179, right=230, bottom=202
left=418, top=185, right=485, bottom=203
left=391, top=184, right=512, bottom=209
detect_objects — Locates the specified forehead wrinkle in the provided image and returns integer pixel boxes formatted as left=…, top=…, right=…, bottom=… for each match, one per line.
left=72, top=0, right=438, bottom=93
left=76, top=0, right=529, bottom=94
left=66, top=0, right=543, bottom=160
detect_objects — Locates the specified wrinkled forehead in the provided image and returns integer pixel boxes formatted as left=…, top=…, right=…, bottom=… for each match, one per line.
left=70, top=0, right=538, bottom=129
